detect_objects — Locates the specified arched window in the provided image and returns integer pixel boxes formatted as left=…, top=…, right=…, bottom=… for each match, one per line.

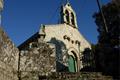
left=71, top=13, right=75, bottom=25
left=65, top=10, right=69, bottom=23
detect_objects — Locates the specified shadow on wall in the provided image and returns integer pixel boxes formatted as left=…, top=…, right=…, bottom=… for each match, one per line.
left=49, top=37, right=69, bottom=72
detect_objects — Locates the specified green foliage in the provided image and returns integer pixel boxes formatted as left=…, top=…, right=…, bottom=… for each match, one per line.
left=93, top=1, right=120, bottom=79
left=93, top=1, right=120, bottom=46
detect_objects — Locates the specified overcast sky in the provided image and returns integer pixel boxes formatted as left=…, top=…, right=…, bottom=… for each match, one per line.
left=2, top=0, right=111, bottom=46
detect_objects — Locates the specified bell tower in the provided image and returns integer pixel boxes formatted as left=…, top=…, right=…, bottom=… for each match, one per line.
left=60, top=1, right=78, bottom=28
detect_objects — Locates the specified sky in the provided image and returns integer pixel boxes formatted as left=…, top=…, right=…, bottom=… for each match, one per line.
left=2, top=0, right=111, bottom=46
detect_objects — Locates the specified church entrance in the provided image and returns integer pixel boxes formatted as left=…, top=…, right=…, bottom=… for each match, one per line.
left=68, top=55, right=76, bottom=72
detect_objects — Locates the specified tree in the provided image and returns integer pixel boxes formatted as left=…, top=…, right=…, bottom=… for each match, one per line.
left=81, top=47, right=95, bottom=72
left=93, top=1, right=120, bottom=79
left=93, top=1, right=120, bottom=47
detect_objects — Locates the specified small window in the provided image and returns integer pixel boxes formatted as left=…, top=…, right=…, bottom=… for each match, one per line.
left=67, top=37, right=70, bottom=41
left=63, top=35, right=67, bottom=39
left=71, top=40, right=74, bottom=44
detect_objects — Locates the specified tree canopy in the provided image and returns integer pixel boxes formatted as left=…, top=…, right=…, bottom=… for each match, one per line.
left=93, top=1, right=120, bottom=47
left=93, top=1, right=120, bottom=79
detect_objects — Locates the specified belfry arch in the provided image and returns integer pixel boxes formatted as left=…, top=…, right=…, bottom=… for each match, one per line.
left=60, top=2, right=78, bottom=28
left=71, top=12, right=75, bottom=26
left=65, top=10, right=70, bottom=23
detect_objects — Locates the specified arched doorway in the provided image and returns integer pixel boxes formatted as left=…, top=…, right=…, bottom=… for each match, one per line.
left=68, top=55, right=76, bottom=72
left=68, top=48, right=80, bottom=72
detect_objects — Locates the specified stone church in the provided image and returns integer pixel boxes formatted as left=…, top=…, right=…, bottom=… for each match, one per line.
left=0, top=0, right=112, bottom=80
left=18, top=1, right=91, bottom=72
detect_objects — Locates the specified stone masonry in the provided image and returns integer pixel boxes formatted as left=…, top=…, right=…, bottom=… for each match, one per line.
left=0, top=1, right=113, bottom=80
left=19, top=42, right=56, bottom=80
left=0, top=27, right=19, bottom=80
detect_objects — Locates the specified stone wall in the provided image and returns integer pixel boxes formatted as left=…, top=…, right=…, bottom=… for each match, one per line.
left=0, top=28, right=19, bottom=80
left=18, top=72, right=113, bottom=80
left=49, top=72, right=112, bottom=80
left=19, top=42, right=56, bottom=80
left=0, top=27, right=113, bottom=80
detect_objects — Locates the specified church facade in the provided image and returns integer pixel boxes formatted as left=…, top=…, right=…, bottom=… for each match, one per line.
left=0, top=0, right=114, bottom=80
left=18, top=2, right=91, bottom=72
